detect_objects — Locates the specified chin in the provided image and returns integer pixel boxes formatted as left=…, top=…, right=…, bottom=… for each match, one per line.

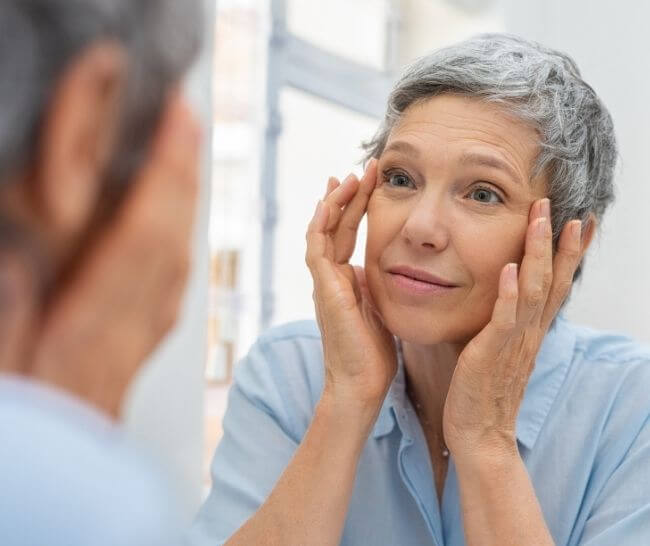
left=377, top=303, right=480, bottom=347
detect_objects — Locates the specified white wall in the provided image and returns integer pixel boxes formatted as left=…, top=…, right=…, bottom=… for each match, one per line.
left=271, top=88, right=378, bottom=329
left=398, top=0, right=505, bottom=65
left=503, top=0, right=650, bottom=342
left=122, top=0, right=214, bottom=522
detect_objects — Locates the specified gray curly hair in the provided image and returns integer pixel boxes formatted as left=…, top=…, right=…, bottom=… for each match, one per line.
left=363, top=33, right=617, bottom=280
left=0, top=0, right=202, bottom=192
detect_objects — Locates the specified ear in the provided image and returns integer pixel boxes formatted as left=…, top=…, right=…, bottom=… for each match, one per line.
left=34, top=41, right=126, bottom=242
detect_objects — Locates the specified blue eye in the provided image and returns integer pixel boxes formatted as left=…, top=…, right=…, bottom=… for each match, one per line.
left=384, top=171, right=415, bottom=189
left=468, top=186, right=502, bottom=204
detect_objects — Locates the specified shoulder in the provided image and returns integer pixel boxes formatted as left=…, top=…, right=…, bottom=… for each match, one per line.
left=568, top=320, right=650, bottom=378
left=0, top=377, right=181, bottom=546
left=232, top=321, right=324, bottom=440
left=562, top=319, right=650, bottom=434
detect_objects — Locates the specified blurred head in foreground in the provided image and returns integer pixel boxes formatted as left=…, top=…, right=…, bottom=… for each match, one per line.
left=0, top=0, right=202, bottom=414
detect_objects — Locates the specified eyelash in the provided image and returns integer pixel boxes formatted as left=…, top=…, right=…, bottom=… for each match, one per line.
left=382, top=169, right=504, bottom=204
left=467, top=184, right=504, bottom=205
left=382, top=169, right=415, bottom=189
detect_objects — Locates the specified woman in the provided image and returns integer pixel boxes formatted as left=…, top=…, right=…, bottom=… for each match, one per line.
left=189, top=34, right=650, bottom=545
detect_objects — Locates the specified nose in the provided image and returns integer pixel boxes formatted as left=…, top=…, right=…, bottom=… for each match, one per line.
left=400, top=190, right=450, bottom=251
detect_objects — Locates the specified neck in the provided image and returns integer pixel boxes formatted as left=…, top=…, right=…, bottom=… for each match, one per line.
left=402, top=340, right=464, bottom=436
left=0, top=248, right=39, bottom=375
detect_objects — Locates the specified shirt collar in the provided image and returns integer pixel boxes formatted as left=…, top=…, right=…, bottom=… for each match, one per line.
left=372, top=315, right=576, bottom=451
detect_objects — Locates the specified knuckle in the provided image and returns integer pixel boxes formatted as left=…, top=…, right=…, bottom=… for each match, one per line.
left=494, top=317, right=517, bottom=334
left=525, top=287, right=544, bottom=309
left=561, top=246, right=581, bottom=261
left=521, top=344, right=538, bottom=366
left=462, top=346, right=490, bottom=371
left=553, top=279, right=573, bottom=303
left=343, top=220, right=359, bottom=234
left=305, top=249, right=316, bottom=270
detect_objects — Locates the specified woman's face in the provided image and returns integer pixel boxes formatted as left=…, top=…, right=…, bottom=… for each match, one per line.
left=365, top=94, right=548, bottom=346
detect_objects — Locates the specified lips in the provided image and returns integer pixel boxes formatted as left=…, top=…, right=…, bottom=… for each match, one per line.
left=387, top=265, right=458, bottom=287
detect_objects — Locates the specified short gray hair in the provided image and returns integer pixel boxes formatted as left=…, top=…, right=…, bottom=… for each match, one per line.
left=363, top=33, right=617, bottom=280
left=0, top=0, right=202, bottom=191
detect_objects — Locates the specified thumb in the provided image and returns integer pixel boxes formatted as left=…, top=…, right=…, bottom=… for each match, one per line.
left=361, top=296, right=386, bottom=336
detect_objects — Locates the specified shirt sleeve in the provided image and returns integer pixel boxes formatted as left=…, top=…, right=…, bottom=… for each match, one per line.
left=578, top=414, right=650, bottom=545
left=186, top=333, right=316, bottom=546
left=0, top=375, right=182, bottom=546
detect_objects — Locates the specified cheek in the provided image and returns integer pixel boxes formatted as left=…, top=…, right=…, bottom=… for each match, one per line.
left=459, top=219, right=527, bottom=296
left=365, top=194, right=403, bottom=262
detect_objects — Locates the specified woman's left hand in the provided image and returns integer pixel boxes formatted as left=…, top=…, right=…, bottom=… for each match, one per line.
left=442, top=198, right=583, bottom=462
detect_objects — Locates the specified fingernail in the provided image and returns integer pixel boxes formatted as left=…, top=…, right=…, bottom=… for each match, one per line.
left=541, top=198, right=551, bottom=219
left=537, top=217, right=547, bottom=235
left=572, top=220, right=582, bottom=240
left=343, top=173, right=356, bottom=185
left=507, top=263, right=518, bottom=285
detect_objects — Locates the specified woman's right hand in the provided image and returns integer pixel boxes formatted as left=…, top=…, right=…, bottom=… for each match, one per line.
left=306, top=159, right=397, bottom=411
left=228, top=166, right=396, bottom=545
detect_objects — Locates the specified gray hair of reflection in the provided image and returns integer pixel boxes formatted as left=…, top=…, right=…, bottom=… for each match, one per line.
left=0, top=0, right=202, bottom=191
left=363, top=33, right=618, bottom=281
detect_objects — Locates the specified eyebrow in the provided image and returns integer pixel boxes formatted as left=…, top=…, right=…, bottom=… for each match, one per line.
left=383, top=140, right=421, bottom=158
left=383, top=140, right=523, bottom=186
left=459, top=151, right=522, bottom=186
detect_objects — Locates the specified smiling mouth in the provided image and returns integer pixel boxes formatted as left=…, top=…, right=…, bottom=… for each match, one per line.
left=387, top=266, right=457, bottom=286
left=386, top=266, right=459, bottom=296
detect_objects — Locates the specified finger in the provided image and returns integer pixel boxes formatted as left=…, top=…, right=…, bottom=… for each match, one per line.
left=516, top=198, right=552, bottom=326
left=305, top=200, right=357, bottom=312
left=305, top=200, right=331, bottom=283
left=484, top=263, right=519, bottom=349
left=333, top=159, right=378, bottom=263
left=462, top=263, right=518, bottom=367
left=324, top=177, right=340, bottom=199
left=492, top=263, right=519, bottom=335
left=322, top=174, right=360, bottom=231
left=540, top=220, right=582, bottom=330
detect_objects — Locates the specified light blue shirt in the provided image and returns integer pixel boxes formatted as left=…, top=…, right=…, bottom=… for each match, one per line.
left=0, top=376, right=182, bottom=546
left=189, top=317, right=650, bottom=546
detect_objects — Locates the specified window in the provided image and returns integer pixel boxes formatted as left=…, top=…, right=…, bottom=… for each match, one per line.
left=272, top=88, right=377, bottom=325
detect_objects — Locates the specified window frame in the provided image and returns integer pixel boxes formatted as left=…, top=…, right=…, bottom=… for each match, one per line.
left=259, top=0, right=400, bottom=328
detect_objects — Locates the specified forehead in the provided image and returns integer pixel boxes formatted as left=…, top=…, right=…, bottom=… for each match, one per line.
left=386, top=94, right=541, bottom=181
